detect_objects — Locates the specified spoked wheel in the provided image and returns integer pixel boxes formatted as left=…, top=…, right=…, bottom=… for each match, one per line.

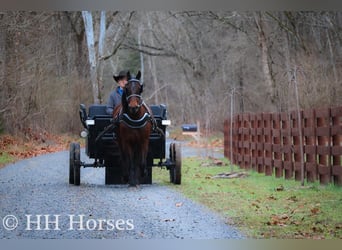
left=169, top=143, right=182, bottom=185
left=69, top=143, right=75, bottom=184
left=69, top=142, right=81, bottom=186
left=73, top=143, right=81, bottom=186
left=169, top=143, right=175, bottom=183
left=173, top=143, right=182, bottom=185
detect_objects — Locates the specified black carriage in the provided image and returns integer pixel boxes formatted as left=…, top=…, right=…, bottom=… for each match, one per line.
left=69, top=104, right=181, bottom=186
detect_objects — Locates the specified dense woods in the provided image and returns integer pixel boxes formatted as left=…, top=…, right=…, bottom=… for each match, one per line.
left=1, top=11, right=342, bottom=136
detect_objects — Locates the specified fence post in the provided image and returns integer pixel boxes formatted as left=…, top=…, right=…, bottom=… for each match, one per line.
left=316, top=108, right=332, bottom=185
left=281, top=112, right=293, bottom=179
left=303, top=109, right=317, bottom=182
left=250, top=114, right=257, bottom=171
left=291, top=110, right=304, bottom=181
left=224, top=119, right=228, bottom=158
left=233, top=114, right=239, bottom=165
left=331, top=107, right=342, bottom=186
left=237, top=114, right=243, bottom=167
left=256, top=113, right=264, bottom=173
left=263, top=113, right=273, bottom=176
left=272, top=113, right=282, bottom=178
left=243, top=113, right=251, bottom=169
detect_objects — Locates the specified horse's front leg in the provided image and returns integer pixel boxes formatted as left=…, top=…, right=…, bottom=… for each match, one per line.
left=140, top=138, right=150, bottom=178
left=121, top=155, right=129, bottom=184
left=129, top=156, right=137, bottom=187
left=133, top=153, right=142, bottom=186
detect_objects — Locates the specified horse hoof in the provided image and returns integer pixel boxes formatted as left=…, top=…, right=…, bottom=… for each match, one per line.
left=128, top=184, right=140, bottom=189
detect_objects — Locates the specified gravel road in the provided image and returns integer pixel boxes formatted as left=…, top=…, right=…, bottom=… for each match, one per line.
left=0, top=146, right=243, bottom=239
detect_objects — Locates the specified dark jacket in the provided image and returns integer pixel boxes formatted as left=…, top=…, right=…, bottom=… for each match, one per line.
left=106, top=86, right=123, bottom=115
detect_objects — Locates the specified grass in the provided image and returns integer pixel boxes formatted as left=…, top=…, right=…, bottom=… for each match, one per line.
left=153, top=157, right=342, bottom=239
left=0, top=152, right=15, bottom=167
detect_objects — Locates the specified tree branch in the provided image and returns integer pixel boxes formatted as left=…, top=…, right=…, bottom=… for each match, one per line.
left=101, top=11, right=135, bottom=61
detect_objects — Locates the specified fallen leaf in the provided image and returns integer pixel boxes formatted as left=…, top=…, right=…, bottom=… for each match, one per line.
left=175, top=202, right=183, bottom=207
left=251, top=202, right=260, bottom=209
left=268, top=214, right=290, bottom=226
left=287, top=196, right=298, bottom=202
left=311, top=207, right=320, bottom=215
left=213, top=160, right=223, bottom=166
left=275, top=184, right=284, bottom=191
left=280, top=214, right=289, bottom=220
left=267, top=195, right=277, bottom=200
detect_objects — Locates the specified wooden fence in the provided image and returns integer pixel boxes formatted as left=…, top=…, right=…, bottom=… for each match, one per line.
left=224, top=107, right=342, bottom=186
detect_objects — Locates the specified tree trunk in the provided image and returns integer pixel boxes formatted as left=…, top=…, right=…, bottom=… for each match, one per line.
left=138, top=25, right=144, bottom=84
left=147, top=13, right=159, bottom=104
left=254, top=12, right=276, bottom=110
left=82, top=11, right=100, bottom=104
left=97, top=11, right=106, bottom=104
left=326, top=29, right=338, bottom=105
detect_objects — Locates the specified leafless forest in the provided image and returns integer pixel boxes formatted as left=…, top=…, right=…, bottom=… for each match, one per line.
left=1, top=11, right=342, bottom=136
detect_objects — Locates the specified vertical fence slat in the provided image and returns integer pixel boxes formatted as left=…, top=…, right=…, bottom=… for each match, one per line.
left=233, top=115, right=239, bottom=165
left=272, top=113, right=282, bottom=178
left=256, top=113, right=264, bottom=173
left=331, top=107, right=342, bottom=186
left=303, top=109, right=317, bottom=182
left=224, top=119, right=228, bottom=158
left=243, top=113, right=251, bottom=169
left=281, top=112, right=293, bottom=179
left=316, top=108, right=332, bottom=185
left=250, top=114, right=257, bottom=171
left=237, top=114, right=243, bottom=167
left=291, top=110, right=304, bottom=181
left=263, top=113, right=273, bottom=176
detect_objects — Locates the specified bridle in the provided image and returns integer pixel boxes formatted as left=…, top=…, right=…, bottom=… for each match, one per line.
left=125, top=79, right=143, bottom=109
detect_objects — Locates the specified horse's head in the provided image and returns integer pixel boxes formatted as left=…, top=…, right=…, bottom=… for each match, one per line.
left=123, top=71, right=143, bottom=115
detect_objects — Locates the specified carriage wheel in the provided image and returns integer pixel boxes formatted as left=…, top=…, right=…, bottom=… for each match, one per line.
left=69, top=143, right=76, bottom=184
left=73, top=143, right=81, bottom=186
left=169, top=143, right=175, bottom=183
left=173, top=143, right=182, bottom=185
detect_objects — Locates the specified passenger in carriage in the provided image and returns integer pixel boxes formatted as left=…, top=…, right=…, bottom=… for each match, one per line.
left=106, top=70, right=128, bottom=115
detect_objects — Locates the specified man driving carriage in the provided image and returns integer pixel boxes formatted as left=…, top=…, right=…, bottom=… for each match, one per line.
left=106, top=70, right=128, bottom=115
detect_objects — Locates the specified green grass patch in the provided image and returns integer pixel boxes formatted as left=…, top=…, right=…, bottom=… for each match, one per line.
left=153, top=157, right=342, bottom=239
left=0, top=152, right=15, bottom=167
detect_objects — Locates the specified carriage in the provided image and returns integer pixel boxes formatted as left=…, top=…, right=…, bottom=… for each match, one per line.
left=69, top=103, right=181, bottom=186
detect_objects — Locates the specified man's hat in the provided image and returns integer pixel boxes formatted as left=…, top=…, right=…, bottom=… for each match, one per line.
left=113, top=70, right=128, bottom=82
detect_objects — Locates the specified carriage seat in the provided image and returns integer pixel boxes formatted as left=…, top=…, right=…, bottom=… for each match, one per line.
left=88, top=104, right=167, bottom=120
left=150, top=104, right=167, bottom=120
left=88, top=104, right=110, bottom=118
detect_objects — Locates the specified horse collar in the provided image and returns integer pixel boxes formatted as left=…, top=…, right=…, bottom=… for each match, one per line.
left=120, top=112, right=151, bottom=129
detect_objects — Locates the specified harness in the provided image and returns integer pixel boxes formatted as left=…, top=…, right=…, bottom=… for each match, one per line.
left=95, top=85, right=163, bottom=142
left=118, top=101, right=155, bottom=129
